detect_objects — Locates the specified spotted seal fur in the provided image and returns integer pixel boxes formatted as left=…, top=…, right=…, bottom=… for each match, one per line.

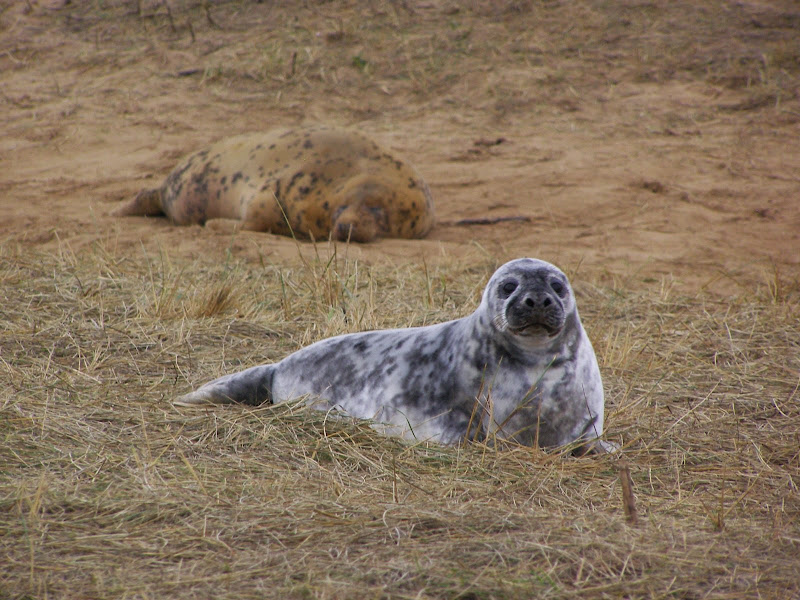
left=175, top=258, right=614, bottom=453
left=112, top=126, right=434, bottom=243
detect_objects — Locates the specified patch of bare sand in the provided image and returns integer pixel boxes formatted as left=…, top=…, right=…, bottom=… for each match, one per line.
left=2, top=1, right=798, bottom=296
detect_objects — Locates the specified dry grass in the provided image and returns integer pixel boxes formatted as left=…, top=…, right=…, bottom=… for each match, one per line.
left=3, top=1, right=800, bottom=598
left=1, top=239, right=798, bottom=599
left=16, top=0, right=798, bottom=125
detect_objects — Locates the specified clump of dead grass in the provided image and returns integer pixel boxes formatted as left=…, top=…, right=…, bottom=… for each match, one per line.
left=1, top=240, right=798, bottom=599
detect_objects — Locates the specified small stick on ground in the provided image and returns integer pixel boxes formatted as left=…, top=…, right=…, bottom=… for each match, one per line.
left=204, top=2, right=220, bottom=29
left=619, top=462, right=638, bottom=525
left=443, top=216, right=531, bottom=226
left=474, top=137, right=507, bottom=147
left=163, top=0, right=176, bottom=33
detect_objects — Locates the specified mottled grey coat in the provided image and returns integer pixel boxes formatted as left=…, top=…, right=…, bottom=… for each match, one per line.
left=176, top=258, right=612, bottom=453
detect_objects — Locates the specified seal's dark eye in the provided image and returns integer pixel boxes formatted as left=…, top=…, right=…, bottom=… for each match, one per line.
left=551, top=281, right=565, bottom=296
left=501, top=281, right=518, bottom=295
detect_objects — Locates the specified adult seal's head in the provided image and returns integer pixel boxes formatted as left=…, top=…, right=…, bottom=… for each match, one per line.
left=175, top=258, right=616, bottom=454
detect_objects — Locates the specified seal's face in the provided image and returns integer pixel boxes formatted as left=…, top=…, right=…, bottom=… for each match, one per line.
left=331, top=204, right=386, bottom=243
left=485, top=259, right=575, bottom=341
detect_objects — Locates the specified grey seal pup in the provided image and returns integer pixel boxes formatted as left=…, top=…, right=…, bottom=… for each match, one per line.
left=175, top=258, right=614, bottom=454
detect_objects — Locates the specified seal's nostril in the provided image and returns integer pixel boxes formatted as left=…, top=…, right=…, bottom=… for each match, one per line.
left=525, top=298, right=535, bottom=307
left=543, top=297, right=551, bottom=307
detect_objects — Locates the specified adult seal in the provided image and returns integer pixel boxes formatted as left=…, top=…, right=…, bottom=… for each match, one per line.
left=175, top=258, right=615, bottom=453
left=112, top=126, right=434, bottom=243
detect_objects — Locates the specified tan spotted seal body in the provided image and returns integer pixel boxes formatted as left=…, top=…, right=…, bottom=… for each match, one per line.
left=112, top=127, right=434, bottom=243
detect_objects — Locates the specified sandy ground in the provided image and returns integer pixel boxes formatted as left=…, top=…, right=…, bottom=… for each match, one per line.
left=2, top=0, right=799, bottom=296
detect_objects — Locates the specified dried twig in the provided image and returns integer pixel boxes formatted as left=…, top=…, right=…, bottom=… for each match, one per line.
left=619, top=463, right=638, bottom=525
left=442, top=215, right=531, bottom=226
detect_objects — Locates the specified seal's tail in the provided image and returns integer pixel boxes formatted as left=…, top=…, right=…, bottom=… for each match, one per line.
left=174, top=364, right=276, bottom=407
left=111, top=188, right=163, bottom=217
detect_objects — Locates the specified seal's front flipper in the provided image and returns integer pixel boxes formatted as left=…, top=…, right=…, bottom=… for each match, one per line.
left=174, top=364, right=275, bottom=407
left=593, top=439, right=621, bottom=454
left=204, top=218, right=244, bottom=233
left=571, top=438, right=621, bottom=457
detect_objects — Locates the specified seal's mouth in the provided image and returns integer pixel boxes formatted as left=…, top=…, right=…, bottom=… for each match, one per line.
left=510, top=323, right=562, bottom=338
